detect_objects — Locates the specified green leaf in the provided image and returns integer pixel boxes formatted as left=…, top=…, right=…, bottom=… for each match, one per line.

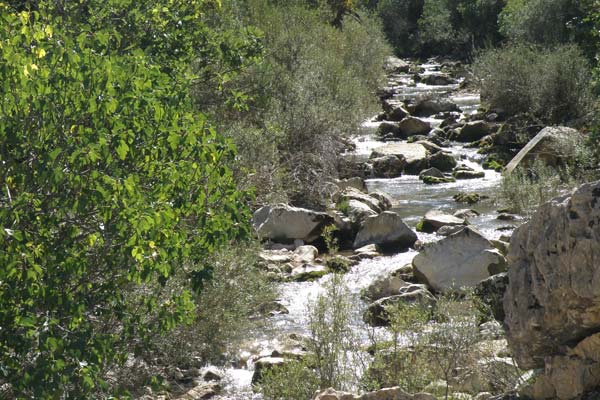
left=116, top=140, right=129, bottom=160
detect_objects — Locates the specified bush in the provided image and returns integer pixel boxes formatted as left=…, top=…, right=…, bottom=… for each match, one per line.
left=473, top=43, right=593, bottom=124
left=150, top=244, right=276, bottom=369
left=500, top=160, right=570, bottom=215
left=499, top=0, right=595, bottom=53
left=206, top=1, right=391, bottom=208
left=259, top=360, right=320, bottom=400
left=307, top=274, right=363, bottom=390
left=364, top=292, right=521, bottom=398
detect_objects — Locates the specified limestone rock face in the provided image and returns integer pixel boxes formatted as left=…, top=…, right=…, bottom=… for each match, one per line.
left=504, top=126, right=582, bottom=174
left=503, top=181, right=600, bottom=372
left=353, top=211, right=417, bottom=250
left=413, top=227, right=507, bottom=292
left=253, top=204, right=333, bottom=243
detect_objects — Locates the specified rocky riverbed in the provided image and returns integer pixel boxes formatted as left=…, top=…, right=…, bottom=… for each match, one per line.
left=176, top=57, right=600, bottom=400
left=199, top=58, right=525, bottom=400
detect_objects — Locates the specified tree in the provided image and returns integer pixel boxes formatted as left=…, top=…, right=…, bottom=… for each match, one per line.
left=0, top=0, right=257, bottom=397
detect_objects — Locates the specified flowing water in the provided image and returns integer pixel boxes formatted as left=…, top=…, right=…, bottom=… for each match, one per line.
left=214, top=60, right=517, bottom=399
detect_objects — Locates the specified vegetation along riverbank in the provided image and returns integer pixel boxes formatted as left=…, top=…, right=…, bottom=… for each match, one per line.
left=1, top=0, right=600, bottom=399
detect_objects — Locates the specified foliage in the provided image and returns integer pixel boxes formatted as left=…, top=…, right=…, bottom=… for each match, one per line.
left=374, top=0, right=424, bottom=56
left=363, top=302, right=434, bottom=392
left=0, top=1, right=254, bottom=397
left=326, top=256, right=351, bottom=273
left=500, top=161, right=571, bottom=215
left=427, top=293, right=481, bottom=400
left=322, top=224, right=340, bottom=254
left=364, top=293, right=521, bottom=398
left=204, top=1, right=390, bottom=208
left=371, top=0, right=503, bottom=57
left=473, top=43, right=593, bottom=124
left=259, top=360, right=320, bottom=400
left=306, top=273, right=363, bottom=390
left=499, top=0, right=598, bottom=58
left=150, top=244, right=276, bottom=369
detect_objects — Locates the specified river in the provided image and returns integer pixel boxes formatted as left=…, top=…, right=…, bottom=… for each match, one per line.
left=214, top=59, right=518, bottom=400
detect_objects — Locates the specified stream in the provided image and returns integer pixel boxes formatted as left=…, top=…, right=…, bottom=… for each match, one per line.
left=214, top=59, right=518, bottom=400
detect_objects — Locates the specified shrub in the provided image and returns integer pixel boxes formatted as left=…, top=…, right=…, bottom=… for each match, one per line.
left=206, top=1, right=391, bottom=208
left=500, top=160, right=570, bottom=215
left=473, top=43, right=593, bottom=124
left=150, top=244, right=276, bottom=369
left=499, top=0, right=595, bottom=53
left=307, top=274, right=363, bottom=390
left=375, top=0, right=424, bottom=56
left=259, top=360, right=320, bottom=400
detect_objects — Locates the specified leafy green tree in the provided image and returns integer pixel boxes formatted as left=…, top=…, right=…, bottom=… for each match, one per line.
left=0, top=0, right=256, bottom=397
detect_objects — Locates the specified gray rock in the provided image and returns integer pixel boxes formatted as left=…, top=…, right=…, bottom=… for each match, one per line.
left=428, top=151, right=457, bottom=172
left=413, top=227, right=507, bottom=292
left=411, top=98, right=461, bottom=117
left=503, top=180, right=600, bottom=369
left=377, top=122, right=401, bottom=137
left=418, top=209, right=466, bottom=233
left=251, top=357, right=286, bottom=385
left=353, top=211, right=417, bottom=250
left=420, top=73, right=457, bottom=86
left=362, top=273, right=409, bottom=301
left=455, top=121, right=492, bottom=142
left=253, top=204, right=334, bottom=243
left=371, top=143, right=429, bottom=175
left=419, top=167, right=445, bottom=179
left=398, top=117, right=431, bottom=137
left=475, top=273, right=508, bottom=322
left=384, top=56, right=410, bottom=73
left=364, top=284, right=436, bottom=326
left=386, top=106, right=410, bottom=122
left=372, top=155, right=406, bottom=178
left=505, top=126, right=583, bottom=174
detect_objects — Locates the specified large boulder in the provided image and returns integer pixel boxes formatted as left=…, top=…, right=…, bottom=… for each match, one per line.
left=371, top=143, right=429, bottom=175
left=455, top=121, right=492, bottom=142
left=417, top=210, right=466, bottom=233
left=503, top=181, right=600, bottom=376
left=420, top=73, right=457, bottom=86
left=504, top=126, right=583, bottom=174
left=253, top=204, right=333, bottom=243
left=428, top=151, right=457, bottom=172
left=413, top=227, right=507, bottom=292
left=410, top=98, right=461, bottom=117
left=398, top=117, right=431, bottom=137
left=372, top=155, right=406, bottom=178
left=384, top=56, right=410, bottom=73
left=353, top=211, right=418, bottom=250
